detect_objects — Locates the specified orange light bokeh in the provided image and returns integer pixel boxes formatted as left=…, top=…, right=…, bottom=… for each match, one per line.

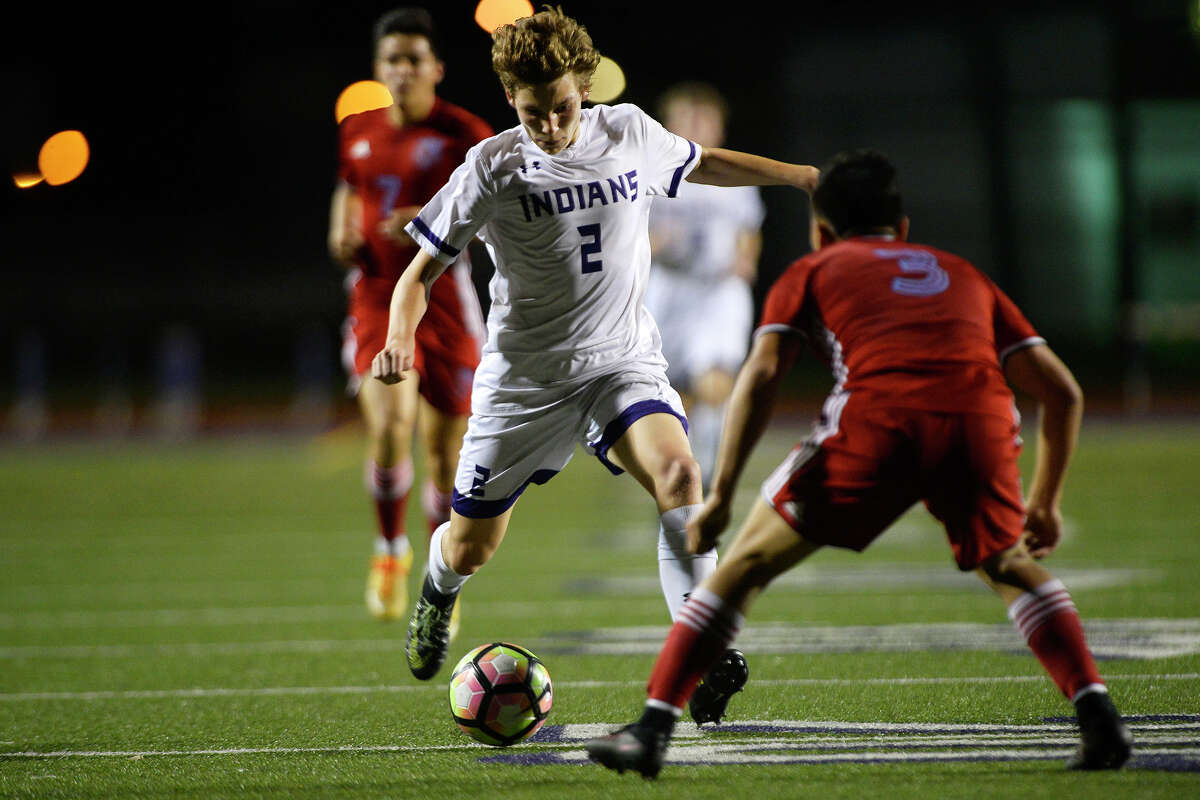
left=38, top=130, right=89, bottom=186
left=335, top=80, right=393, bottom=124
left=13, top=173, right=44, bottom=189
left=474, top=0, right=534, bottom=34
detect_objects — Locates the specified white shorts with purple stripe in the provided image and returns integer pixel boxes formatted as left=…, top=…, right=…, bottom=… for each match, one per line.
left=451, top=367, right=687, bottom=519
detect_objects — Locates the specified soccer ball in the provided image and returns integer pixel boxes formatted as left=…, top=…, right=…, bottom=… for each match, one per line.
left=448, top=641, right=553, bottom=746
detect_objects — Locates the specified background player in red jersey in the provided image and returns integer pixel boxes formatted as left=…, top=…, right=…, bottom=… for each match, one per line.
left=586, top=149, right=1133, bottom=778
left=328, top=7, right=492, bottom=623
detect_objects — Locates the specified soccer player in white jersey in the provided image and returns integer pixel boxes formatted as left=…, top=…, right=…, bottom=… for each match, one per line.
left=371, top=10, right=818, bottom=715
left=645, top=82, right=765, bottom=493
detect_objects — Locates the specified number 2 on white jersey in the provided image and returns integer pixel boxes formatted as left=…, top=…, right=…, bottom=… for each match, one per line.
left=876, top=249, right=949, bottom=297
left=578, top=224, right=603, bottom=274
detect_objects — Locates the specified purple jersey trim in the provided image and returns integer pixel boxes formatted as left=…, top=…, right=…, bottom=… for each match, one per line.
left=451, top=468, right=558, bottom=518
left=410, top=216, right=460, bottom=259
left=666, top=141, right=698, bottom=199
left=590, top=399, right=688, bottom=475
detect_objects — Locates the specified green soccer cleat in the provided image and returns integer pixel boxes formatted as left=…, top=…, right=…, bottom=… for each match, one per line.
left=405, top=574, right=459, bottom=680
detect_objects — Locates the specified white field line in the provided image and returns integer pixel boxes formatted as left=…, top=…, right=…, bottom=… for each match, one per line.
left=4, top=731, right=1197, bottom=761
left=0, top=600, right=616, bottom=631
left=6, top=619, right=1200, bottom=660
left=0, top=743, right=495, bottom=758
left=2, top=673, right=1197, bottom=702
left=0, top=639, right=411, bottom=659
left=0, top=605, right=364, bottom=629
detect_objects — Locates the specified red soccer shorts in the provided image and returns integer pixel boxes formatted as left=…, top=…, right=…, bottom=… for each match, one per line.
left=343, top=271, right=481, bottom=417
left=762, top=393, right=1026, bottom=570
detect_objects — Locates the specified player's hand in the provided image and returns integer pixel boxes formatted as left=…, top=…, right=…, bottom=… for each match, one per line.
left=793, top=165, right=820, bottom=193
left=371, top=338, right=415, bottom=385
left=378, top=205, right=422, bottom=245
left=1023, top=502, right=1063, bottom=559
left=688, top=494, right=733, bottom=555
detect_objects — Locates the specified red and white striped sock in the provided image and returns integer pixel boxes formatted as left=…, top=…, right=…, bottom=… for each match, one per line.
left=1007, top=578, right=1106, bottom=702
left=645, top=587, right=744, bottom=714
left=365, top=459, right=413, bottom=548
left=422, top=479, right=453, bottom=539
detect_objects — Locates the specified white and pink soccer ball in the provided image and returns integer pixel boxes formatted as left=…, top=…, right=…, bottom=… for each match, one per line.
left=448, top=642, right=553, bottom=746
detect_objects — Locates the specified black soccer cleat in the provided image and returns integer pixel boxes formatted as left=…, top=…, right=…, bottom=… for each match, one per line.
left=585, top=724, right=669, bottom=779
left=688, top=648, right=749, bottom=725
left=405, top=574, right=458, bottom=680
left=1066, top=691, right=1133, bottom=770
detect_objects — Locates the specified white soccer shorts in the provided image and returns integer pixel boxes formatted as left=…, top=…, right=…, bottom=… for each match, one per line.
left=450, top=368, right=686, bottom=518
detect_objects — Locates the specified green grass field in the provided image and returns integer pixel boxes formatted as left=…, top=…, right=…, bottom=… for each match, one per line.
left=1, top=418, right=1198, bottom=799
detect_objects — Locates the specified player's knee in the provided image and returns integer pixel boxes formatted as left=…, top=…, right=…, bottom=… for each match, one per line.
left=979, top=540, right=1037, bottom=584
left=658, top=453, right=702, bottom=503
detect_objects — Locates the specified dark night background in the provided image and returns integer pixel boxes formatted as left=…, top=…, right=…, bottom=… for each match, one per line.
left=2, top=1, right=1198, bottom=436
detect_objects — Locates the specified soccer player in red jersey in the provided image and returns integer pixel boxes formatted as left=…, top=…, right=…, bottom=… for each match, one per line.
left=586, top=149, right=1133, bottom=778
left=328, top=7, right=492, bottom=623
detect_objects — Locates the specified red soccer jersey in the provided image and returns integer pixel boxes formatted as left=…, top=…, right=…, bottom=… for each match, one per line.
left=759, top=236, right=1043, bottom=417
left=337, top=99, right=493, bottom=281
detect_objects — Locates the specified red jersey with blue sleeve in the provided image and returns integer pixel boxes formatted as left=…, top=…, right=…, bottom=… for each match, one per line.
left=758, top=236, right=1044, bottom=418
left=337, top=99, right=493, bottom=281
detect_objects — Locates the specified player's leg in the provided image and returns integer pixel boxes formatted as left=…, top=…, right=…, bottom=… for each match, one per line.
left=417, top=397, right=471, bottom=641
left=357, top=374, right=420, bottom=620
left=688, top=367, right=735, bottom=491
left=648, top=498, right=821, bottom=721
left=932, top=412, right=1131, bottom=770
left=975, top=543, right=1132, bottom=769
left=599, top=393, right=755, bottom=726
left=605, top=412, right=710, bottom=620
left=586, top=499, right=821, bottom=777
left=407, top=392, right=577, bottom=680
left=407, top=509, right=511, bottom=680
left=418, top=397, right=465, bottom=536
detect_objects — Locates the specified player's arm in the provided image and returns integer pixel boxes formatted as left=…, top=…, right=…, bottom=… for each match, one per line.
left=688, top=147, right=819, bottom=193
left=371, top=248, right=449, bottom=384
left=328, top=181, right=364, bottom=268
left=1003, top=343, right=1084, bottom=558
left=689, top=330, right=804, bottom=554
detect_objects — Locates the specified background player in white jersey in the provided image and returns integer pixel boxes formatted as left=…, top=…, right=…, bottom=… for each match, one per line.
left=645, top=82, right=765, bottom=490
left=371, top=10, right=818, bottom=723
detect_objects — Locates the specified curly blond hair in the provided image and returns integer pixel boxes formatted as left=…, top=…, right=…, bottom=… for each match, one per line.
left=491, top=6, right=601, bottom=94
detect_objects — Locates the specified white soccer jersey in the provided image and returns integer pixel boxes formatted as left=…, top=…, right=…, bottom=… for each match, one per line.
left=648, top=182, right=765, bottom=281
left=406, top=103, right=700, bottom=390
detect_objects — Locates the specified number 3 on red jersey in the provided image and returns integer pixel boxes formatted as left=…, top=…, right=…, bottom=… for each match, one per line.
left=876, top=249, right=950, bottom=297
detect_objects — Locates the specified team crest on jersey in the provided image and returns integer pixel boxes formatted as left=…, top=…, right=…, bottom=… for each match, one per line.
left=412, top=137, right=447, bottom=169
left=350, top=139, right=371, bottom=160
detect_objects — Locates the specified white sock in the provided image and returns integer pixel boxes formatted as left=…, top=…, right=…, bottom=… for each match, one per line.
left=375, top=535, right=411, bottom=558
left=427, top=521, right=470, bottom=596
left=657, top=504, right=717, bottom=621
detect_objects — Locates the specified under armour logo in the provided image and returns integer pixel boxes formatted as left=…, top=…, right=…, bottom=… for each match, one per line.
left=519, top=161, right=542, bottom=174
